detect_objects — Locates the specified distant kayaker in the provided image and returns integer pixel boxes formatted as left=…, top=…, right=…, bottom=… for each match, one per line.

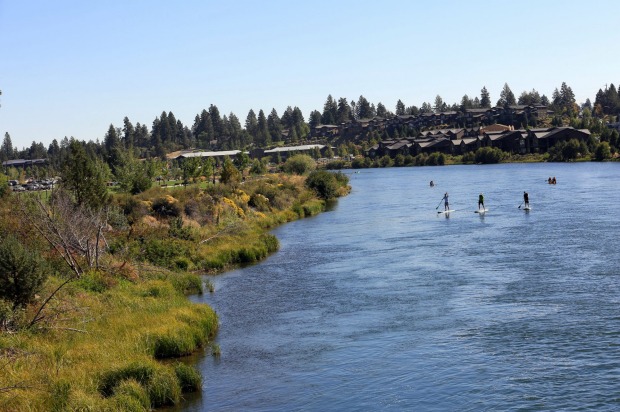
left=430, top=180, right=435, bottom=187
left=478, top=193, right=485, bottom=211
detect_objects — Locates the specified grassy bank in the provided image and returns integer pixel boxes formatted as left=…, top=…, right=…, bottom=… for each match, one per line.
left=0, top=171, right=349, bottom=410
left=0, top=270, right=217, bottom=410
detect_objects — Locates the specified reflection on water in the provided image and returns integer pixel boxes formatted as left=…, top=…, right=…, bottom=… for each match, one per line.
left=186, top=163, right=620, bottom=411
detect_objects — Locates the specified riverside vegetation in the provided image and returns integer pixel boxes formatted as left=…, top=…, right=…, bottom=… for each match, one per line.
left=0, top=153, right=349, bottom=411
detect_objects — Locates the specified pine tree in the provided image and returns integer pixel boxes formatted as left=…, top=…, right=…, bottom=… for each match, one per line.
left=122, top=117, right=135, bottom=149
left=257, top=110, right=271, bottom=147
left=61, top=140, right=110, bottom=209
left=376, top=102, right=387, bottom=118
left=228, top=113, right=243, bottom=149
left=209, top=104, right=223, bottom=142
left=245, top=109, right=258, bottom=142
left=395, top=99, right=406, bottom=116
left=292, top=107, right=307, bottom=140
left=1, top=132, right=13, bottom=161
left=460, top=95, right=473, bottom=110
left=337, top=98, right=352, bottom=124
left=308, top=110, right=322, bottom=129
left=267, top=108, right=282, bottom=143
left=480, top=86, right=491, bottom=108
left=497, top=83, right=516, bottom=107
left=356, top=96, right=373, bottom=119
left=0, top=236, right=45, bottom=310
left=322, top=95, right=337, bottom=125
left=434, top=95, right=445, bottom=112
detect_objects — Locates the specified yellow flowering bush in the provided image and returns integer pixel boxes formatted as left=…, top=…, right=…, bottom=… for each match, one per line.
left=222, top=197, right=245, bottom=218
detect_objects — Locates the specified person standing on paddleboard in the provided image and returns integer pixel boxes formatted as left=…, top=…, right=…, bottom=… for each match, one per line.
left=443, top=192, right=449, bottom=211
left=478, top=193, right=484, bottom=211
left=523, top=191, right=529, bottom=208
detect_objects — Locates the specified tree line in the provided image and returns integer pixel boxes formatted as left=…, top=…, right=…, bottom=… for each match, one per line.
left=2, top=81, right=620, bottom=166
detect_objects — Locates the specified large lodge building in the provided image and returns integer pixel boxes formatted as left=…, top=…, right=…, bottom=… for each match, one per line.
left=366, top=126, right=591, bottom=158
left=311, top=105, right=591, bottom=158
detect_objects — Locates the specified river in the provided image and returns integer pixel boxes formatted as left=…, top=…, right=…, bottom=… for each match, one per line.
left=186, top=162, right=620, bottom=411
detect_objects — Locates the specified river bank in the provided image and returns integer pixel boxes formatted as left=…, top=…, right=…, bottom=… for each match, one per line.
left=0, top=171, right=349, bottom=410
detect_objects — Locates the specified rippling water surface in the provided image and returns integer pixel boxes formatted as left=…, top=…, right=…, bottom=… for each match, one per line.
left=186, top=163, right=620, bottom=411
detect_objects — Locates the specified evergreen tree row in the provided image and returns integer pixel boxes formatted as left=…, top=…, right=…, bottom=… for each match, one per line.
left=2, top=81, right=620, bottom=166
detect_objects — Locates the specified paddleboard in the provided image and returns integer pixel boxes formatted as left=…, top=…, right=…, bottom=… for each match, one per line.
left=437, top=210, right=455, bottom=214
left=523, top=206, right=531, bottom=211
left=474, top=209, right=488, bottom=214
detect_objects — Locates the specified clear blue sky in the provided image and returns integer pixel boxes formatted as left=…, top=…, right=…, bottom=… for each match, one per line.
left=1, top=0, right=619, bottom=149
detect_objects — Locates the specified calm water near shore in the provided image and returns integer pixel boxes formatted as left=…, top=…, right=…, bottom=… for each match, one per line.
left=186, top=162, right=620, bottom=411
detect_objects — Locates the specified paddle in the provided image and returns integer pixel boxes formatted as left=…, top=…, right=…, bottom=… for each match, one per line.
left=435, top=197, right=444, bottom=210
left=518, top=201, right=524, bottom=209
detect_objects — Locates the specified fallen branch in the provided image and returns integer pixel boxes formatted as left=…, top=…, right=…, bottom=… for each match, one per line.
left=199, top=223, right=242, bottom=244
left=44, top=327, right=88, bottom=334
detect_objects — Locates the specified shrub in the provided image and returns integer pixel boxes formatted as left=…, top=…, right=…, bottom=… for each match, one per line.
left=249, top=193, right=270, bottom=212
left=168, top=217, right=193, bottom=240
left=305, top=170, right=340, bottom=200
left=378, top=155, right=394, bottom=167
left=219, top=158, right=241, bottom=184
left=282, top=154, right=316, bottom=175
left=425, top=152, right=445, bottom=166
left=324, top=160, right=346, bottom=170
left=332, top=171, right=349, bottom=186
left=474, top=147, right=506, bottom=164
left=173, top=257, right=191, bottom=271
left=414, top=153, right=428, bottom=166
left=151, top=197, right=181, bottom=218
left=595, top=141, right=612, bottom=161
left=394, top=154, right=405, bottom=166
left=249, top=158, right=267, bottom=175
left=0, top=298, right=26, bottom=331
left=548, top=139, right=587, bottom=162
left=130, top=172, right=153, bottom=195
left=299, top=199, right=324, bottom=217
left=143, top=239, right=187, bottom=268
left=76, top=270, right=116, bottom=293
left=0, top=235, right=46, bottom=309
left=118, top=195, right=150, bottom=224
left=461, top=151, right=476, bottom=163
left=351, top=157, right=367, bottom=168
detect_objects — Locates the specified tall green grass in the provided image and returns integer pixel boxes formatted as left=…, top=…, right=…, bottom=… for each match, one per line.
left=0, top=271, right=217, bottom=410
